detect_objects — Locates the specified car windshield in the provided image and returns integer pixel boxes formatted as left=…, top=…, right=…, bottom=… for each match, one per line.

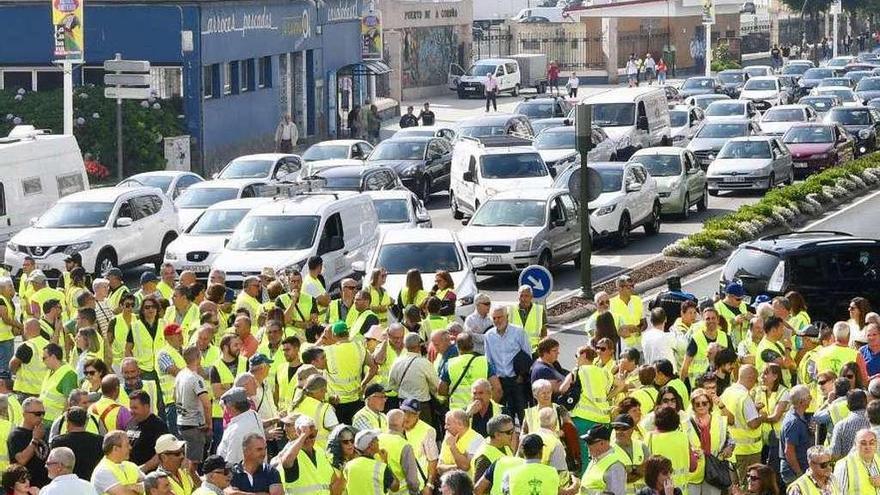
left=683, top=78, right=714, bottom=89
left=316, top=174, right=361, bottom=191
left=517, top=102, right=556, bottom=118
left=718, top=73, right=745, bottom=84
left=717, top=141, right=771, bottom=159
left=705, top=102, right=745, bottom=116
left=744, top=79, right=776, bottom=90
left=828, top=58, right=852, bottom=67
left=804, top=68, right=834, bottom=80
left=218, top=159, right=273, bottom=179
left=669, top=110, right=689, bottom=127
left=783, top=126, right=834, bottom=143
left=36, top=202, right=113, bottom=228
left=828, top=108, right=872, bottom=125
left=696, top=123, right=748, bottom=138
left=800, top=98, right=834, bottom=111
left=591, top=103, right=635, bottom=127
left=783, top=65, right=809, bottom=75
left=457, top=125, right=508, bottom=138
left=471, top=199, right=546, bottom=227
left=189, top=208, right=250, bottom=235
left=722, top=247, right=781, bottom=283
left=744, top=67, right=769, bottom=76
left=858, top=78, right=880, bottom=91
left=396, top=129, right=433, bottom=138
left=534, top=130, right=575, bottom=150
left=303, top=145, right=350, bottom=161
left=129, top=175, right=173, bottom=191
left=369, top=141, right=425, bottom=161
left=596, top=168, right=623, bottom=192
left=631, top=155, right=682, bottom=177
left=693, top=96, right=727, bottom=109
left=226, top=215, right=320, bottom=251
left=373, top=199, right=411, bottom=223
left=532, top=121, right=565, bottom=135
left=762, top=108, right=805, bottom=122
left=819, top=78, right=850, bottom=87
left=176, top=188, right=239, bottom=208
left=468, top=64, right=498, bottom=76
left=820, top=88, right=855, bottom=100
left=480, top=153, right=548, bottom=179
left=377, top=242, right=462, bottom=274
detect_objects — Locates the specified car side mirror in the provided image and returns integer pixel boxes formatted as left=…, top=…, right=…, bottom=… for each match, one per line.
left=471, top=257, right=488, bottom=269
left=463, top=171, right=475, bottom=183
left=115, top=217, right=133, bottom=228
left=461, top=218, right=469, bottom=226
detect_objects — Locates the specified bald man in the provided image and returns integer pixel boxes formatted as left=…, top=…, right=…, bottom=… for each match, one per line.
left=378, top=409, right=422, bottom=494
left=719, top=364, right=767, bottom=482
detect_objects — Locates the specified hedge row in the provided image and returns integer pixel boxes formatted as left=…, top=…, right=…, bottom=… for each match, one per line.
left=662, top=153, right=880, bottom=258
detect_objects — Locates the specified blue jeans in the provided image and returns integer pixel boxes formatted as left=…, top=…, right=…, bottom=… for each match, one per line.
left=0, top=340, right=13, bottom=375
left=164, top=404, right=179, bottom=437
left=211, top=418, right=224, bottom=454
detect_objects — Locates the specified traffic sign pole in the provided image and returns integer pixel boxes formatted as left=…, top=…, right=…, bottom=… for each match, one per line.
left=576, top=104, right=593, bottom=300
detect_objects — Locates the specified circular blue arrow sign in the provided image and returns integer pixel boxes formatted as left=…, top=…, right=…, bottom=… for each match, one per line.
left=518, top=265, right=554, bottom=300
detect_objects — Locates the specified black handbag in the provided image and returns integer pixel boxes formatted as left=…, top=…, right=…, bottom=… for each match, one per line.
left=690, top=419, right=733, bottom=489
left=554, top=366, right=582, bottom=411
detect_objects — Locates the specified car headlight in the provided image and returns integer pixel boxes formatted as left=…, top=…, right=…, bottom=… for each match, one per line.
left=458, top=295, right=474, bottom=306
left=859, top=129, right=872, bottom=139
left=809, top=152, right=830, bottom=160
left=707, top=153, right=716, bottom=161
left=595, top=204, right=616, bottom=216
left=63, top=242, right=92, bottom=255
left=515, top=238, right=532, bottom=251
left=672, top=135, right=686, bottom=142
left=485, top=187, right=499, bottom=196
left=400, top=166, right=420, bottom=177
left=164, top=251, right=179, bottom=261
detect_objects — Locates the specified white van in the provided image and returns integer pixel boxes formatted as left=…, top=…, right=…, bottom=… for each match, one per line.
left=0, top=126, right=89, bottom=253
left=577, top=87, right=672, bottom=159
left=451, top=58, right=522, bottom=99
left=449, top=136, right=554, bottom=219
left=211, top=192, right=379, bottom=289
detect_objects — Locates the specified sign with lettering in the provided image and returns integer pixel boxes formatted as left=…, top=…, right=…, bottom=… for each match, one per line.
left=52, top=0, right=84, bottom=60
left=324, top=0, right=358, bottom=22
left=361, top=10, right=383, bottom=60
left=202, top=6, right=278, bottom=36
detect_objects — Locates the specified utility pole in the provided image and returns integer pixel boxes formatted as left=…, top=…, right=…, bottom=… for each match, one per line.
left=575, top=104, right=593, bottom=300
left=831, top=0, right=841, bottom=57
left=703, top=0, right=715, bottom=77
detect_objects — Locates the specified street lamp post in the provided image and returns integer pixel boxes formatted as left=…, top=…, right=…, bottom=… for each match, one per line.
left=705, top=23, right=713, bottom=76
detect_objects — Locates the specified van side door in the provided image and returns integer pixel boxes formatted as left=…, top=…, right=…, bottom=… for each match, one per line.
left=558, top=193, right=581, bottom=259
left=0, top=183, right=11, bottom=248
left=316, top=212, right=346, bottom=285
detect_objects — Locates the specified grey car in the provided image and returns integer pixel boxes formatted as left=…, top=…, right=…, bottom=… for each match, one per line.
left=686, top=119, right=763, bottom=169
left=706, top=136, right=794, bottom=194
left=629, top=147, right=708, bottom=218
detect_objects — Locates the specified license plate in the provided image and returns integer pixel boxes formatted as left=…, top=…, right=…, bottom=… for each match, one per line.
left=465, top=87, right=476, bottom=91
left=794, top=162, right=809, bottom=168
left=181, top=264, right=210, bottom=272
left=475, top=255, right=501, bottom=263
left=727, top=176, right=746, bottom=182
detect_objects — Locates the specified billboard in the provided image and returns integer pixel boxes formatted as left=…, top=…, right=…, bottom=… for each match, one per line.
left=361, top=10, right=382, bottom=60
left=702, top=0, right=715, bottom=24
left=52, top=0, right=84, bottom=60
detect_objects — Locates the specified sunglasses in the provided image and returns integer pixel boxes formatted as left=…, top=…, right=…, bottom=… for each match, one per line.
left=694, top=400, right=711, bottom=407
left=818, top=379, right=830, bottom=385
left=340, top=438, right=354, bottom=445
left=27, top=410, right=45, bottom=416
left=85, top=370, right=98, bottom=376
left=598, top=300, right=610, bottom=305
left=747, top=474, right=761, bottom=481
left=597, top=347, right=608, bottom=352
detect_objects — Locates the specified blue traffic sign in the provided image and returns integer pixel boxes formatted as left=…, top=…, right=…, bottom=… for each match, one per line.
left=519, top=265, right=554, bottom=299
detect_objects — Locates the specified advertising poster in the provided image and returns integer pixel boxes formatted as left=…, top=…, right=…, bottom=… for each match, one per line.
left=52, top=0, right=84, bottom=60
left=361, top=10, right=382, bottom=60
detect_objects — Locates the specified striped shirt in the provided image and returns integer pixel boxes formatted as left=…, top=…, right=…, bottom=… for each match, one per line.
left=830, top=410, right=871, bottom=458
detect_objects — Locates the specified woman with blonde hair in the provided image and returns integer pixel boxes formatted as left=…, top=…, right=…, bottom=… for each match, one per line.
left=686, top=388, right=732, bottom=495
left=366, top=268, right=392, bottom=324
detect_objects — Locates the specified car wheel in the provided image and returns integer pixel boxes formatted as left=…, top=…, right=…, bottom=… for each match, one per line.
left=785, top=168, right=795, bottom=185
left=95, top=249, right=117, bottom=277
left=457, top=90, right=465, bottom=99
left=766, top=172, right=776, bottom=192
left=513, top=84, right=520, bottom=97
left=156, top=233, right=177, bottom=270
left=538, top=250, right=552, bottom=270
left=420, top=178, right=432, bottom=202
left=450, top=192, right=464, bottom=220
left=680, top=193, right=690, bottom=219
left=610, top=153, right=618, bottom=161
left=645, top=203, right=661, bottom=235
left=698, top=186, right=709, bottom=211
left=615, top=213, right=631, bottom=248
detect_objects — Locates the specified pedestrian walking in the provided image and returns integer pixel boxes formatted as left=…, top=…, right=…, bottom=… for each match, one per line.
left=565, top=72, right=579, bottom=98
left=626, top=54, right=639, bottom=87
left=368, top=104, right=381, bottom=144
left=770, top=44, right=781, bottom=71
left=548, top=61, right=560, bottom=95
left=657, top=58, right=668, bottom=85
left=485, top=73, right=499, bottom=112
left=418, top=102, right=435, bottom=126
left=347, top=105, right=361, bottom=139
left=274, top=114, right=297, bottom=153
left=644, top=53, right=656, bottom=85
left=781, top=43, right=791, bottom=65
left=399, top=106, right=418, bottom=128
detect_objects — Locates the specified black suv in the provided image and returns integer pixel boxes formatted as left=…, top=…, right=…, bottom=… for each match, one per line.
left=720, top=231, right=880, bottom=323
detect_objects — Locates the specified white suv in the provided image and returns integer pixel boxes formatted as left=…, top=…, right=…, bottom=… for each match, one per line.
left=5, top=186, right=179, bottom=275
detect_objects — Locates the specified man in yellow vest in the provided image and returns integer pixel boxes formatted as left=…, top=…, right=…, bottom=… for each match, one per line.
left=501, top=434, right=568, bottom=495
left=38, top=343, right=78, bottom=425
left=302, top=256, right=331, bottom=313
left=439, top=332, right=501, bottom=412
left=133, top=271, right=161, bottom=311
left=720, top=364, right=767, bottom=483
left=0, top=277, right=20, bottom=375
left=28, top=270, right=65, bottom=319
left=581, top=424, right=626, bottom=495
left=833, top=428, right=880, bottom=494
left=788, top=445, right=840, bottom=495
left=156, top=263, right=177, bottom=301
left=438, top=409, right=484, bottom=476
left=156, top=323, right=186, bottom=435
left=11, top=318, right=50, bottom=398
left=104, top=267, right=131, bottom=314
left=379, top=409, right=422, bottom=494
left=48, top=390, right=105, bottom=439
left=352, top=383, right=389, bottom=432
left=370, top=323, right=406, bottom=409
left=121, top=358, right=162, bottom=417
left=400, top=399, right=439, bottom=491
left=275, top=414, right=336, bottom=495
left=17, top=256, right=36, bottom=319
left=155, top=433, right=197, bottom=495
left=680, top=307, right=732, bottom=387
left=277, top=270, right=319, bottom=338
left=467, top=379, right=503, bottom=438
left=714, top=282, right=753, bottom=347
left=346, top=429, right=399, bottom=494
left=90, top=374, right=132, bottom=432
left=609, top=413, right=648, bottom=493
left=351, top=290, right=380, bottom=338
left=326, top=279, right=360, bottom=327
left=756, top=316, right=798, bottom=386
left=193, top=455, right=233, bottom=495
left=324, top=321, right=376, bottom=425
left=274, top=336, right=302, bottom=411
left=653, top=359, right=689, bottom=405
left=609, top=275, right=645, bottom=351
left=471, top=414, right=515, bottom=486
left=210, top=333, right=246, bottom=446
left=509, top=285, right=546, bottom=348
left=165, top=286, right=200, bottom=343
left=235, top=276, right=263, bottom=331
left=91, top=430, right=145, bottom=494
left=816, top=321, right=864, bottom=378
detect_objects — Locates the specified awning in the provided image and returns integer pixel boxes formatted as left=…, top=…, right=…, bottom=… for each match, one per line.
left=339, top=60, right=392, bottom=76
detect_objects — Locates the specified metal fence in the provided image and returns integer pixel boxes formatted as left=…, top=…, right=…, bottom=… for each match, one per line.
left=618, top=29, right=671, bottom=67
left=512, top=26, right=606, bottom=70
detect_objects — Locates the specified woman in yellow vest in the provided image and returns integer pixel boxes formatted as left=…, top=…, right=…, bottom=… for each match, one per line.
left=328, top=424, right=359, bottom=493
left=429, top=270, right=457, bottom=323
left=81, top=357, right=129, bottom=405
left=397, top=269, right=428, bottom=315
left=63, top=267, right=90, bottom=322
left=522, top=379, right=573, bottom=435
left=366, top=268, right=393, bottom=325
left=130, top=295, right=165, bottom=380
left=751, top=364, right=790, bottom=469
left=640, top=455, right=685, bottom=495
left=289, top=375, right=338, bottom=450
left=686, top=389, right=732, bottom=495
left=786, top=291, right=811, bottom=333
left=644, top=405, right=695, bottom=489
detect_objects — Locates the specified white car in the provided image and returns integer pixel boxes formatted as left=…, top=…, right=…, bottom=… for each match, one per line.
left=357, top=228, right=480, bottom=320
left=394, top=126, right=457, bottom=142
left=707, top=136, right=794, bottom=194
left=301, top=140, right=373, bottom=170
left=811, top=86, right=863, bottom=107
left=759, top=104, right=818, bottom=136
left=824, top=56, right=857, bottom=69
left=553, top=161, right=661, bottom=247
left=669, top=105, right=706, bottom=146
left=162, top=198, right=272, bottom=277
left=533, top=125, right=616, bottom=175
left=174, top=179, right=268, bottom=230
left=684, top=94, right=731, bottom=110
left=458, top=188, right=581, bottom=274
left=365, top=190, right=432, bottom=233
left=5, top=186, right=179, bottom=275
left=743, top=65, right=774, bottom=78
left=214, top=153, right=304, bottom=182
left=704, top=100, right=760, bottom=122
left=739, top=76, right=788, bottom=110
left=118, top=171, right=204, bottom=199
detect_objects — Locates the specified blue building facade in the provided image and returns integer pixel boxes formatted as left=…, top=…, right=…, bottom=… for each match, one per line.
left=0, top=0, right=365, bottom=172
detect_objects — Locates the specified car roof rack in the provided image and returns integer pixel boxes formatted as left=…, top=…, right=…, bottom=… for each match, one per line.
left=761, top=230, right=852, bottom=241
left=459, top=135, right=534, bottom=147
left=256, top=178, right=339, bottom=200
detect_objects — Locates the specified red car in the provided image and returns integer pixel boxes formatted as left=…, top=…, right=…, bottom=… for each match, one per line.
left=782, top=123, right=854, bottom=177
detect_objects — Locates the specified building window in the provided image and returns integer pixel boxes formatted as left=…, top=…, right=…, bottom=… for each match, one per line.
left=36, top=71, right=63, bottom=91
left=223, top=63, right=233, bottom=95
left=21, top=177, right=42, bottom=196
left=258, top=56, right=272, bottom=88
left=82, top=67, right=104, bottom=86
left=2, top=71, right=32, bottom=91
left=203, top=65, right=221, bottom=99
left=242, top=59, right=255, bottom=92
left=150, top=67, right=183, bottom=98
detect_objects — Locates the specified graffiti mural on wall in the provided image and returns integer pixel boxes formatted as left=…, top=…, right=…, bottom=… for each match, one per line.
left=401, top=26, right=458, bottom=88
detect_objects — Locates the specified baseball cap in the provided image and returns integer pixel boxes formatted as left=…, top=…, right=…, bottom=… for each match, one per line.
left=611, top=414, right=635, bottom=430
left=140, top=271, right=159, bottom=285
left=581, top=424, right=612, bottom=444
left=28, top=270, right=46, bottom=284
left=724, top=282, right=745, bottom=298
left=248, top=353, right=272, bottom=368
left=797, top=324, right=820, bottom=338
left=220, top=386, right=248, bottom=404
left=203, top=455, right=231, bottom=473
left=163, top=323, right=182, bottom=337
left=155, top=433, right=186, bottom=454
left=354, top=429, right=379, bottom=451
left=104, top=267, right=123, bottom=279
left=64, top=252, right=82, bottom=264
left=400, top=398, right=421, bottom=413
left=331, top=321, right=349, bottom=336
left=519, top=433, right=544, bottom=451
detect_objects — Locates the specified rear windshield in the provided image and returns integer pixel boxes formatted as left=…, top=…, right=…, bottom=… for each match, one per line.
left=722, top=247, right=781, bottom=284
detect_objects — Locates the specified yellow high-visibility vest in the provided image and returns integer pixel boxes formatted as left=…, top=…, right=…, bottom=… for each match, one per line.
left=508, top=303, right=544, bottom=348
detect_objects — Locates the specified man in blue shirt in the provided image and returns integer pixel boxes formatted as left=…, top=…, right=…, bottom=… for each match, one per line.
left=780, top=384, right=814, bottom=484
left=229, top=433, right=282, bottom=494
left=484, top=306, right=531, bottom=423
